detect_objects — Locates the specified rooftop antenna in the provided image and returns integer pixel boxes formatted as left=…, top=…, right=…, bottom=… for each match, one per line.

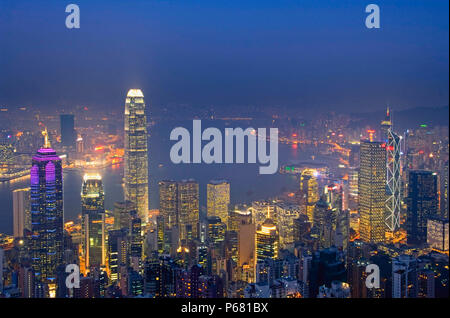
left=42, top=127, right=51, bottom=148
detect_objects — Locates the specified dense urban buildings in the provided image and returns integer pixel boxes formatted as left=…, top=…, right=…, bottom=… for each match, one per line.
left=0, top=0, right=448, bottom=306
left=0, top=101, right=448, bottom=300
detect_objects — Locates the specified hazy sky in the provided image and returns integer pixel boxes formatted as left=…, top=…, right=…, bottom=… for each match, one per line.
left=0, top=0, right=448, bottom=112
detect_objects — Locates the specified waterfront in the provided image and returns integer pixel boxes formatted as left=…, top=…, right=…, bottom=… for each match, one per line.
left=0, top=120, right=327, bottom=235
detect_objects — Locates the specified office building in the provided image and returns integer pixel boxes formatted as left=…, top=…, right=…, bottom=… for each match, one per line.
left=359, top=139, right=386, bottom=243
left=113, top=201, right=136, bottom=230
left=406, top=170, right=439, bottom=245
left=81, top=173, right=105, bottom=270
left=13, top=187, right=31, bottom=238
left=60, top=114, right=76, bottom=148
left=29, top=129, right=64, bottom=297
left=256, top=219, right=279, bottom=261
left=207, top=180, right=230, bottom=225
left=177, top=179, right=199, bottom=242
left=300, top=170, right=319, bottom=222
left=427, top=218, right=449, bottom=252
left=159, top=180, right=178, bottom=229
left=392, top=254, right=418, bottom=298
left=124, top=89, right=149, bottom=223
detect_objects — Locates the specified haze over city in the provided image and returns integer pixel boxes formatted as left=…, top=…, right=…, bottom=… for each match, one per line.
left=0, top=0, right=448, bottom=304
left=0, top=0, right=448, bottom=112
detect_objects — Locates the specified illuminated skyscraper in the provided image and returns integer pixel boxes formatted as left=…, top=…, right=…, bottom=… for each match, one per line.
left=13, top=187, right=31, bottom=238
left=229, top=207, right=252, bottom=231
left=406, top=170, right=438, bottom=245
left=207, top=180, right=230, bottom=225
left=359, top=139, right=386, bottom=243
left=81, top=173, right=105, bottom=270
left=113, top=201, right=136, bottom=230
left=107, top=228, right=129, bottom=284
left=124, top=89, right=149, bottom=224
left=300, top=170, right=319, bottom=222
left=207, top=216, right=226, bottom=248
left=130, top=212, right=143, bottom=273
left=0, top=248, right=3, bottom=292
left=29, top=129, right=64, bottom=297
left=177, top=179, right=199, bottom=242
left=230, top=209, right=256, bottom=272
left=159, top=180, right=178, bottom=230
left=313, top=195, right=335, bottom=249
left=381, top=108, right=402, bottom=232
left=256, top=219, right=279, bottom=261
left=348, top=167, right=359, bottom=211
left=440, top=162, right=448, bottom=219
left=293, top=214, right=311, bottom=245
left=427, top=218, right=449, bottom=252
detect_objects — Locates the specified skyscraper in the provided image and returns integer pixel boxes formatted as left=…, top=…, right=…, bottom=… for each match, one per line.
left=124, top=89, right=149, bottom=224
left=159, top=180, right=178, bottom=230
left=0, top=248, right=3, bottom=293
left=60, top=114, right=76, bottom=149
left=130, top=212, right=143, bottom=273
left=440, top=162, right=448, bottom=219
left=13, top=187, right=31, bottom=238
left=81, top=173, right=105, bottom=270
left=207, top=180, right=230, bottom=225
left=207, top=216, right=226, bottom=248
left=108, top=228, right=129, bottom=284
left=300, top=170, right=319, bottom=222
left=256, top=219, right=279, bottom=261
left=313, top=195, right=335, bottom=249
left=406, top=170, right=439, bottom=245
left=113, top=201, right=136, bottom=230
left=231, top=209, right=256, bottom=270
left=427, top=218, right=449, bottom=252
left=359, top=139, right=386, bottom=243
left=381, top=108, right=402, bottom=232
left=177, top=179, right=200, bottom=242
left=392, top=254, right=418, bottom=298
left=29, top=129, right=64, bottom=297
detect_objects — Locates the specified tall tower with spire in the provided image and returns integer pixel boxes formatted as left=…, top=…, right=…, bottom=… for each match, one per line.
left=29, top=128, right=64, bottom=297
left=381, top=107, right=402, bottom=233
left=124, top=89, right=149, bottom=224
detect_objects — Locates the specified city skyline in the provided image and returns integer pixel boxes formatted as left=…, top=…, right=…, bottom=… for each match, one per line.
left=0, top=0, right=448, bottom=303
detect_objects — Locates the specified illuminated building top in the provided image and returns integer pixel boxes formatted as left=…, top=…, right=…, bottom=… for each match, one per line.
left=83, top=173, right=102, bottom=181
left=127, top=89, right=144, bottom=98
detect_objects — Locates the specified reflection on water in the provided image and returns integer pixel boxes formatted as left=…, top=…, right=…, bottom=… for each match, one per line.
left=0, top=120, right=311, bottom=235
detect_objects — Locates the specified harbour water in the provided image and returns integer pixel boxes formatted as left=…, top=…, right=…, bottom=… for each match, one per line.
left=0, top=120, right=322, bottom=235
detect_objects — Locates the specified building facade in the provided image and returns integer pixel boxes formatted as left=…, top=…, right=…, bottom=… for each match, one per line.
left=359, top=140, right=386, bottom=243
left=29, top=132, right=64, bottom=297
left=124, top=89, right=149, bottom=223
